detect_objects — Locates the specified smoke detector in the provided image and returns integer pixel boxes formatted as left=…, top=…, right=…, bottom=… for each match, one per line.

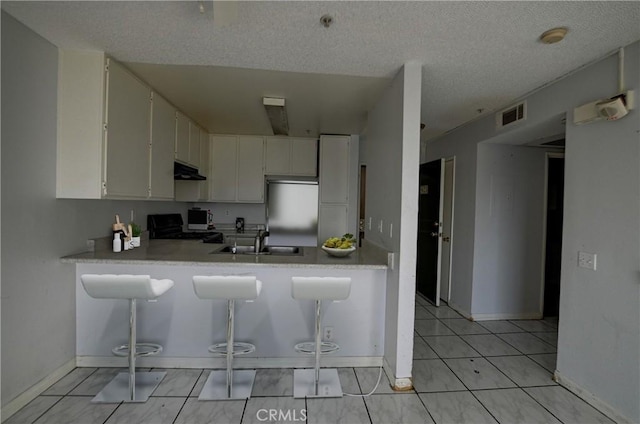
left=539, top=27, right=568, bottom=44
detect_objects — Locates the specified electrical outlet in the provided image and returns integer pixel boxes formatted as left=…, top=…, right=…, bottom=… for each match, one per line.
left=378, top=220, right=383, bottom=233
left=225, top=210, right=230, bottom=216
left=323, top=326, right=334, bottom=341
left=578, top=251, right=597, bottom=270
left=368, top=217, right=372, bottom=230
left=130, top=209, right=134, bottom=222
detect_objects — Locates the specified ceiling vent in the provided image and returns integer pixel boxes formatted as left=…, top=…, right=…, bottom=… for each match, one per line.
left=496, top=101, right=526, bottom=129
left=263, top=97, right=289, bottom=136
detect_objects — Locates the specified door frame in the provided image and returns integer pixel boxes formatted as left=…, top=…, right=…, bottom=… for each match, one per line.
left=538, top=152, right=565, bottom=316
left=440, top=156, right=456, bottom=303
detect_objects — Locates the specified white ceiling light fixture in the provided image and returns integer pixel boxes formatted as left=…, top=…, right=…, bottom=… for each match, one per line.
left=539, top=27, right=568, bottom=44
left=263, top=97, right=289, bottom=136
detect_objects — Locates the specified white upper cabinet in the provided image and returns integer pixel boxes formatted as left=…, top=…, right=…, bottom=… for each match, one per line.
left=291, top=138, right=318, bottom=175
left=320, top=135, right=349, bottom=204
left=175, top=111, right=190, bottom=164
left=188, top=123, right=202, bottom=169
left=149, top=92, right=176, bottom=200
left=57, top=50, right=203, bottom=201
left=57, top=51, right=151, bottom=199
left=237, top=136, right=265, bottom=202
left=210, top=135, right=265, bottom=203
left=198, top=131, right=211, bottom=201
left=265, top=137, right=290, bottom=174
left=210, top=135, right=238, bottom=202
left=265, top=137, right=317, bottom=176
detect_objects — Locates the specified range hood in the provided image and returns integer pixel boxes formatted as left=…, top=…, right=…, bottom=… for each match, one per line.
left=174, top=162, right=206, bottom=181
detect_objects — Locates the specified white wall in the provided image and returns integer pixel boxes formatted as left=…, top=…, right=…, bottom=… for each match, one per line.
left=194, top=202, right=266, bottom=226
left=557, top=43, right=639, bottom=423
left=426, top=40, right=639, bottom=422
left=0, top=12, right=190, bottom=408
left=473, top=143, right=547, bottom=318
left=362, top=62, right=421, bottom=386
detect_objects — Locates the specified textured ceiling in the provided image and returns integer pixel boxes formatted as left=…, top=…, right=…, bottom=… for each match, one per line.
left=3, top=1, right=640, bottom=140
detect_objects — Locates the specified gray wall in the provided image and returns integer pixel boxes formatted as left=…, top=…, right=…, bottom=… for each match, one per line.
left=1, top=12, right=189, bottom=407
left=426, top=40, right=639, bottom=422
left=558, top=43, right=639, bottom=422
left=473, top=143, right=547, bottom=317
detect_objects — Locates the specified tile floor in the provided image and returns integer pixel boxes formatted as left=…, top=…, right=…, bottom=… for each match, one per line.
left=6, top=294, right=615, bottom=424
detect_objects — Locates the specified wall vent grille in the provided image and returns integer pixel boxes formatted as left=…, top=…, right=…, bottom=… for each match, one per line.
left=496, top=101, right=526, bottom=129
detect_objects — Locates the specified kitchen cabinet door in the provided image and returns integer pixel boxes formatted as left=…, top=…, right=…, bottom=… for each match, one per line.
left=149, top=93, right=176, bottom=200
left=318, top=204, right=348, bottom=244
left=265, top=137, right=290, bottom=174
left=175, top=111, right=190, bottom=164
left=199, top=132, right=211, bottom=201
left=320, top=136, right=349, bottom=203
left=210, top=135, right=238, bottom=202
left=104, top=60, right=151, bottom=198
left=291, top=138, right=317, bottom=176
left=237, top=136, right=265, bottom=202
left=189, top=122, right=201, bottom=168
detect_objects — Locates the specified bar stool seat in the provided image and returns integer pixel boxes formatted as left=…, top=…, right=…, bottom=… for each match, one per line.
left=291, top=276, right=351, bottom=398
left=80, top=274, right=174, bottom=403
left=193, top=275, right=262, bottom=400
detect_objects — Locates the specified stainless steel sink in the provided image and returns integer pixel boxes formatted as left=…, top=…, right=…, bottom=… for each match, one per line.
left=261, top=246, right=301, bottom=255
left=211, top=245, right=303, bottom=256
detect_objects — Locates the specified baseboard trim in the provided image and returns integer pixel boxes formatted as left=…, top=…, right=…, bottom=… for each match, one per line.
left=447, top=302, right=472, bottom=320
left=470, top=312, right=543, bottom=321
left=382, top=357, right=413, bottom=391
left=554, top=370, right=634, bottom=424
left=76, top=356, right=383, bottom=369
left=1, top=358, right=76, bottom=423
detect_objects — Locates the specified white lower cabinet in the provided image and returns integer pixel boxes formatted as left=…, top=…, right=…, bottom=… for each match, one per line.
left=318, top=204, right=348, bottom=244
left=210, top=135, right=264, bottom=203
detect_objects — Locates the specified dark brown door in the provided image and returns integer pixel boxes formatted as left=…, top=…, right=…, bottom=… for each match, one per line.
left=416, top=159, right=443, bottom=304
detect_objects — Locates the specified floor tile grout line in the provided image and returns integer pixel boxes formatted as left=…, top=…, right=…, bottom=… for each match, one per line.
left=518, top=384, right=567, bottom=424
left=21, top=395, right=64, bottom=424
left=170, top=396, right=190, bottom=424
left=101, top=400, right=123, bottom=424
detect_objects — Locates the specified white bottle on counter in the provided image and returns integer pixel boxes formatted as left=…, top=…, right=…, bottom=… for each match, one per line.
left=113, top=233, right=122, bottom=253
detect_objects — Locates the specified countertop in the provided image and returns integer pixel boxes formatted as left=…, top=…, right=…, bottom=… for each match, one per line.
left=62, top=239, right=389, bottom=269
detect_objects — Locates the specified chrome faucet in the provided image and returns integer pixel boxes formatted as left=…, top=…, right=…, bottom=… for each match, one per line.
left=254, top=230, right=270, bottom=253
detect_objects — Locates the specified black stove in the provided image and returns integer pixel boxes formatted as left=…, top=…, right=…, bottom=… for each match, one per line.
left=147, top=214, right=224, bottom=243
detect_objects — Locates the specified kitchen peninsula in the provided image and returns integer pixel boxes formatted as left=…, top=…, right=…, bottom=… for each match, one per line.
left=63, top=240, right=389, bottom=369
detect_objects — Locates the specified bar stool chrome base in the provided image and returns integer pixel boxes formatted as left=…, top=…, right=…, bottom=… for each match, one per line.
left=93, top=371, right=166, bottom=403
left=294, top=369, right=342, bottom=398
left=199, top=369, right=257, bottom=400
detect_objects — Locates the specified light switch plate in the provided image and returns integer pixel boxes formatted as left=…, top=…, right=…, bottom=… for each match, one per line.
left=578, top=251, right=597, bottom=270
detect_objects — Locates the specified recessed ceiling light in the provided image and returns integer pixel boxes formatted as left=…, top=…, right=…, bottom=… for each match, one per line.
left=539, top=27, right=568, bottom=44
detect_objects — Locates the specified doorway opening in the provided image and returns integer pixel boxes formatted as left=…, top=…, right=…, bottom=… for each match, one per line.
left=358, top=165, right=366, bottom=247
left=541, top=153, right=565, bottom=317
left=416, top=157, right=455, bottom=306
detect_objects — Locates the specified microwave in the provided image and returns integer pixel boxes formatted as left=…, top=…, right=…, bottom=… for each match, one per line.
left=187, top=209, right=211, bottom=230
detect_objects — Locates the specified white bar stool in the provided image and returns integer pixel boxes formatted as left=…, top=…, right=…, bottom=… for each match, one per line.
left=80, top=274, right=174, bottom=403
left=291, top=276, right=351, bottom=398
left=193, top=275, right=262, bottom=400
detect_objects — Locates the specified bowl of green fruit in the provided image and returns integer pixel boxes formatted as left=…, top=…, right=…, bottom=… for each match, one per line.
left=322, top=234, right=356, bottom=257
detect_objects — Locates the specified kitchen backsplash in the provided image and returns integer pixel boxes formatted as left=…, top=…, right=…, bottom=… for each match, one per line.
left=193, top=202, right=266, bottom=226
